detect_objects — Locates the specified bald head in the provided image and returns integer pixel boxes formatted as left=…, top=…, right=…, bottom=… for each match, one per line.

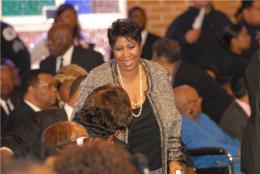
left=47, top=23, right=74, bottom=57
left=173, top=85, right=202, bottom=119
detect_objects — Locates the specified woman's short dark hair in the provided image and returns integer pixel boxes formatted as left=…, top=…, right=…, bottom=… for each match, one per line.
left=107, top=19, right=142, bottom=48
left=75, top=109, right=117, bottom=138
left=222, top=24, right=243, bottom=46
left=75, top=84, right=132, bottom=129
left=152, top=38, right=182, bottom=63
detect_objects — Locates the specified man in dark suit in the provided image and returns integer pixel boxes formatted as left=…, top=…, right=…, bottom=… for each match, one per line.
left=165, top=1, right=231, bottom=68
left=7, top=70, right=57, bottom=132
left=128, top=6, right=160, bottom=60
left=2, top=76, right=85, bottom=151
left=152, top=38, right=248, bottom=136
left=241, top=48, right=260, bottom=174
left=40, top=23, right=104, bottom=76
left=0, top=65, right=16, bottom=135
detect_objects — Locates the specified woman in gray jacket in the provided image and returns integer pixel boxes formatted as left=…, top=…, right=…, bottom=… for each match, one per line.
left=74, top=19, right=184, bottom=174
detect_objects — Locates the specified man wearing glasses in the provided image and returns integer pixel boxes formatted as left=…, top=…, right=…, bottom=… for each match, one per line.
left=7, top=70, right=57, bottom=132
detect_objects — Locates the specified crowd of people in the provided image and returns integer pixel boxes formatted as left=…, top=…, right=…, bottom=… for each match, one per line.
left=1, top=0, right=260, bottom=174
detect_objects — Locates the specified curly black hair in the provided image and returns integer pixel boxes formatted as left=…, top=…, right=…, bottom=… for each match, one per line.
left=74, top=109, right=117, bottom=138
left=75, top=84, right=132, bottom=129
left=107, top=19, right=142, bottom=48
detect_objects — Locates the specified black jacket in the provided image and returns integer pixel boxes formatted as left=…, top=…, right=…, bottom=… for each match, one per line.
left=40, top=46, right=104, bottom=75
left=241, top=48, right=260, bottom=174
left=166, top=7, right=231, bottom=67
left=2, top=108, right=67, bottom=151
left=142, top=32, right=160, bottom=60
left=7, top=101, right=35, bottom=132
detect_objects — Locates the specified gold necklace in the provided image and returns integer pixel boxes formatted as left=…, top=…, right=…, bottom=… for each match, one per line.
left=117, top=63, right=143, bottom=118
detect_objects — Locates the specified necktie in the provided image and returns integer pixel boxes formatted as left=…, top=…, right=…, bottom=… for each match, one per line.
left=60, top=57, right=64, bottom=69
left=5, top=101, right=12, bottom=115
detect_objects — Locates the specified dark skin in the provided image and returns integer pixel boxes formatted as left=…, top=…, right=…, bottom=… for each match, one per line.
left=47, top=23, right=74, bottom=57
left=0, top=66, right=14, bottom=100
left=173, top=85, right=202, bottom=122
left=128, top=8, right=146, bottom=31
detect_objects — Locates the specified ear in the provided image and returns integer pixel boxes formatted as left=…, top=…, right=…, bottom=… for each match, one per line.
left=27, top=85, right=35, bottom=94
left=231, top=38, right=238, bottom=47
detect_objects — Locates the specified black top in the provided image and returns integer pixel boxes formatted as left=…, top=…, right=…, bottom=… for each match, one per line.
left=128, top=99, right=162, bottom=171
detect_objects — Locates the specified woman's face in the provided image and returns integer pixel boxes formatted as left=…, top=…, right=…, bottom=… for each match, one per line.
left=56, top=9, right=78, bottom=29
left=113, top=36, right=142, bottom=72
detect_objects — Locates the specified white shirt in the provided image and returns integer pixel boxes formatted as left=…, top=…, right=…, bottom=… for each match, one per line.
left=64, top=103, right=74, bottom=121
left=0, top=98, right=14, bottom=115
left=141, top=30, right=148, bottom=48
left=56, top=46, right=74, bottom=72
left=24, top=100, right=41, bottom=112
left=235, top=99, right=251, bottom=117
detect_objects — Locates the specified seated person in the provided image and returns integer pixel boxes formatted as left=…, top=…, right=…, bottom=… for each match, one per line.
left=152, top=38, right=234, bottom=124
left=218, top=73, right=250, bottom=142
left=41, top=121, right=89, bottom=151
left=40, top=23, right=104, bottom=76
left=173, top=85, right=241, bottom=169
left=54, top=64, right=87, bottom=106
left=54, top=140, right=139, bottom=174
left=30, top=3, right=93, bottom=66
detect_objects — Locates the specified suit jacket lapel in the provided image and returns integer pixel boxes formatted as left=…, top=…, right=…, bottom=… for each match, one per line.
left=71, top=46, right=80, bottom=64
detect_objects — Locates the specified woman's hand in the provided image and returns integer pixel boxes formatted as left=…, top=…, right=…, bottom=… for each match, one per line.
left=169, top=161, right=184, bottom=174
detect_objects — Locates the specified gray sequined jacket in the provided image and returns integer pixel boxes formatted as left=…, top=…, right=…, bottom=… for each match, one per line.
left=74, top=59, right=183, bottom=174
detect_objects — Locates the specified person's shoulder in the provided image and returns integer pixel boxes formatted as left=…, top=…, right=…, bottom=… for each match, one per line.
left=143, top=59, right=168, bottom=74
left=40, top=55, right=55, bottom=65
left=87, top=61, right=112, bottom=76
left=74, top=46, right=99, bottom=54
left=74, top=46, right=103, bottom=58
left=197, top=113, right=212, bottom=121
left=211, top=9, right=231, bottom=22
left=147, top=32, right=160, bottom=40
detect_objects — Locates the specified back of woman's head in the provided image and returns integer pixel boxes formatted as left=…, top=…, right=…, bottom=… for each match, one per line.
left=107, top=19, right=142, bottom=48
left=54, top=140, right=138, bottom=174
left=74, top=108, right=117, bottom=138
left=78, top=84, right=132, bottom=128
left=41, top=121, right=88, bottom=149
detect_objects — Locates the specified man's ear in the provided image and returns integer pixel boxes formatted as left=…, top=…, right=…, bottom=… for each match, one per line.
left=27, top=85, right=35, bottom=94
left=231, top=37, right=238, bottom=48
